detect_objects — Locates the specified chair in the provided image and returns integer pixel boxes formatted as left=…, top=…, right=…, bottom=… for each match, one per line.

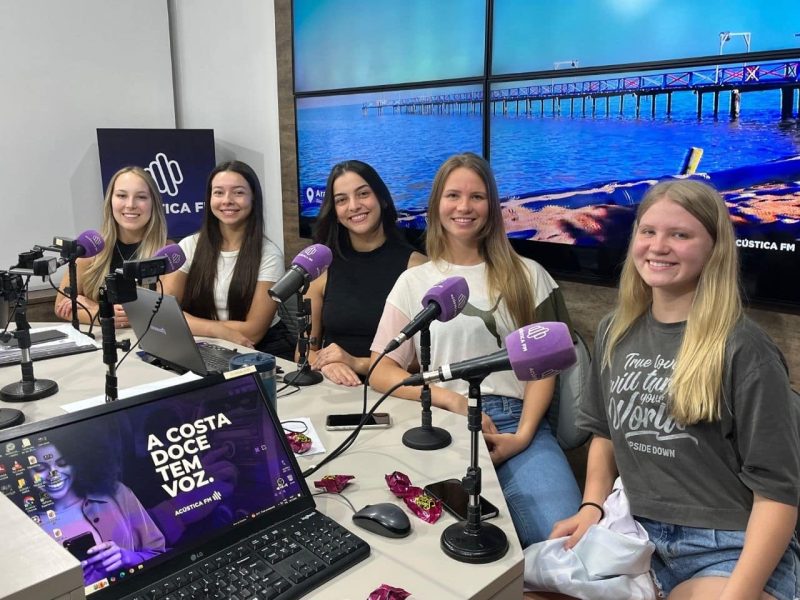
left=547, top=330, right=592, bottom=451
left=275, top=293, right=300, bottom=345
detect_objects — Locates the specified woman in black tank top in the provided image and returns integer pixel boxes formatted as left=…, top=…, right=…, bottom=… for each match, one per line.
left=304, top=161, right=426, bottom=386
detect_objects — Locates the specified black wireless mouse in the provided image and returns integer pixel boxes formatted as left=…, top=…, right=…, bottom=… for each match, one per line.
left=352, top=502, right=411, bottom=538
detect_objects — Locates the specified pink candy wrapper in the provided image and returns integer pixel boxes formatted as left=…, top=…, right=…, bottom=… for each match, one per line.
left=367, top=584, right=411, bottom=600
left=286, top=432, right=312, bottom=454
left=385, top=471, right=442, bottom=524
left=314, top=474, right=355, bottom=493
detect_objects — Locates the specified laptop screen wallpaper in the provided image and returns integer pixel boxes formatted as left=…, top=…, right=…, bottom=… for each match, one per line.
left=0, top=376, right=303, bottom=595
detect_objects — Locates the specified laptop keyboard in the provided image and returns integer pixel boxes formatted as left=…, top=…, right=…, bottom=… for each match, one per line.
left=197, top=342, right=237, bottom=373
left=123, top=511, right=369, bottom=600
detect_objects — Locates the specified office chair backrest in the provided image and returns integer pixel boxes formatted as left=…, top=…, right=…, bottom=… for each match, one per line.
left=548, top=330, right=592, bottom=450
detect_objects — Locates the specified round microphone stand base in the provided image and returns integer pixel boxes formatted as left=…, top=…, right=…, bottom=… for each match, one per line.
left=283, top=368, right=323, bottom=387
left=1, top=378, right=58, bottom=402
left=402, top=425, right=451, bottom=450
left=0, top=408, right=24, bottom=429
left=441, top=521, right=509, bottom=564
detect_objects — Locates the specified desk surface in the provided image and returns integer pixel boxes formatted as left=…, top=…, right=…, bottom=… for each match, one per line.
left=0, top=325, right=523, bottom=600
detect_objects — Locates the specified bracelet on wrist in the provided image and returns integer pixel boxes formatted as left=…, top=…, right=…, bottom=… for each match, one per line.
left=578, top=501, right=605, bottom=522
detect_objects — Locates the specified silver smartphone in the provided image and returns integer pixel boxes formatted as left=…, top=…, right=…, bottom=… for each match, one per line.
left=325, top=412, right=392, bottom=430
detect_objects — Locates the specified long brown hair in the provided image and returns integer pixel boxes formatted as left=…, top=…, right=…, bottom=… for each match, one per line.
left=182, top=161, right=265, bottom=321
left=313, top=160, right=402, bottom=258
left=425, top=153, right=535, bottom=328
left=603, top=179, right=742, bottom=424
left=82, top=167, right=167, bottom=300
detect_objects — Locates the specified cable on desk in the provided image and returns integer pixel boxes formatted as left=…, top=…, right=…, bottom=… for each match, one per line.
left=301, top=379, right=404, bottom=479
left=312, top=490, right=356, bottom=514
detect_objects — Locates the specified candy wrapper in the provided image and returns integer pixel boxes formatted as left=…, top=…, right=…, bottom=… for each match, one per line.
left=385, top=471, right=442, bottom=524
left=314, top=474, right=355, bottom=493
left=285, top=431, right=312, bottom=454
left=367, top=584, right=411, bottom=600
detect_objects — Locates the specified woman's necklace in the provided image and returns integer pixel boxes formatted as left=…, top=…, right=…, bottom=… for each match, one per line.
left=115, top=241, right=136, bottom=263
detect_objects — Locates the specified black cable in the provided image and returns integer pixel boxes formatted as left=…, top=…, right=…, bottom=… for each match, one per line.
left=312, top=490, right=356, bottom=514
left=47, top=276, right=97, bottom=335
left=301, top=380, right=404, bottom=479
left=116, top=279, right=164, bottom=369
left=276, top=385, right=301, bottom=399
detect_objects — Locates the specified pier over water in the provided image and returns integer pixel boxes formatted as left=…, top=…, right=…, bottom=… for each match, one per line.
left=361, top=61, right=800, bottom=120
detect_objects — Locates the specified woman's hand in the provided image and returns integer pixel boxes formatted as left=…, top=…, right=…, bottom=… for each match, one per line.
left=113, top=304, right=129, bottom=329
left=549, top=504, right=604, bottom=549
left=441, top=391, right=498, bottom=434
left=313, top=343, right=355, bottom=370
left=83, top=541, right=137, bottom=574
left=483, top=432, right=527, bottom=465
left=320, top=362, right=361, bottom=387
left=55, top=294, right=96, bottom=321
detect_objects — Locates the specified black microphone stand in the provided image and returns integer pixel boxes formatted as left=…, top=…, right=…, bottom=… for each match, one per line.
left=441, top=376, right=508, bottom=563
left=402, top=326, right=451, bottom=450
left=99, top=279, right=131, bottom=403
left=1, top=280, right=59, bottom=406
left=284, top=287, right=322, bottom=386
left=66, top=255, right=81, bottom=332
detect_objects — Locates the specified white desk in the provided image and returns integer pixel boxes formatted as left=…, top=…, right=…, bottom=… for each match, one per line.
left=0, top=326, right=524, bottom=600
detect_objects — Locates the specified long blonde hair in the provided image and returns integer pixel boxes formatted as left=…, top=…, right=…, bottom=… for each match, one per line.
left=425, top=153, right=535, bottom=328
left=82, top=167, right=168, bottom=300
left=603, top=179, right=742, bottom=424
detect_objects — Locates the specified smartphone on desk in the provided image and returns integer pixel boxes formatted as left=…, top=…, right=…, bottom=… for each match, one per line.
left=325, top=412, right=391, bottom=430
left=63, top=532, right=95, bottom=561
left=424, top=478, right=500, bottom=521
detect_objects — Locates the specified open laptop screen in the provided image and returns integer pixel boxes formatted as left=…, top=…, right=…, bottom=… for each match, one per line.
left=0, top=374, right=305, bottom=596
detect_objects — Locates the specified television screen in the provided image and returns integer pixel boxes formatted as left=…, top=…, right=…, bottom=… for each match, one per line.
left=292, top=0, right=800, bottom=308
left=492, top=0, right=800, bottom=75
left=296, top=85, right=484, bottom=236
left=293, top=0, right=486, bottom=92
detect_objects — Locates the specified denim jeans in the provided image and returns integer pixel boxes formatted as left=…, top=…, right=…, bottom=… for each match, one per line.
left=638, top=517, right=800, bottom=600
left=482, top=395, right=582, bottom=548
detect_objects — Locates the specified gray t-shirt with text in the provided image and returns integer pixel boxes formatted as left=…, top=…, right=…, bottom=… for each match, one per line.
left=578, top=312, right=800, bottom=530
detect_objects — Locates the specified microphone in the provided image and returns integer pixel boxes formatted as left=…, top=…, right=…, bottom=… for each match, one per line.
left=401, top=321, right=576, bottom=386
left=384, top=277, right=469, bottom=353
left=121, top=244, right=186, bottom=281
left=268, top=244, right=333, bottom=303
left=53, top=229, right=105, bottom=259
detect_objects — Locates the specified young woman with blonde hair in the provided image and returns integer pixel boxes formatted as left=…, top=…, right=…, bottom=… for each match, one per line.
left=54, top=166, right=167, bottom=328
left=552, top=179, right=800, bottom=600
left=370, top=152, right=581, bottom=547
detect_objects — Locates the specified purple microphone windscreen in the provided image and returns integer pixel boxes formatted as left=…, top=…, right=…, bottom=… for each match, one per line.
left=153, top=244, right=186, bottom=273
left=422, top=276, right=469, bottom=322
left=291, top=244, right=332, bottom=280
left=506, top=322, right=576, bottom=381
left=76, top=229, right=105, bottom=258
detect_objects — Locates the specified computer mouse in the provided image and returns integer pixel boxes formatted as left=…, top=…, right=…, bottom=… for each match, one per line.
left=352, top=502, right=411, bottom=538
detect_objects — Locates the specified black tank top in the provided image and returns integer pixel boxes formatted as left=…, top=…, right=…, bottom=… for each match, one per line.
left=321, top=237, right=414, bottom=358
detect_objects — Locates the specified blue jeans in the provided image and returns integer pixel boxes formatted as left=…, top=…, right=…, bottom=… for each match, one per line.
left=482, top=395, right=582, bottom=548
left=639, top=517, right=800, bottom=600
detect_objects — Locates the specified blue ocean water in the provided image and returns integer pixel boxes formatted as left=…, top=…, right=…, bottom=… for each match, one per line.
left=297, top=89, right=800, bottom=216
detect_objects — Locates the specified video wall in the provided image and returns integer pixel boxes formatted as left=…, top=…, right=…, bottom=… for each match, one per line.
left=293, top=0, right=800, bottom=308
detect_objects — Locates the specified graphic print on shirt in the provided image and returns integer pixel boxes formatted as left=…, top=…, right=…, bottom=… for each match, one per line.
left=461, top=298, right=503, bottom=347
left=608, top=351, right=699, bottom=460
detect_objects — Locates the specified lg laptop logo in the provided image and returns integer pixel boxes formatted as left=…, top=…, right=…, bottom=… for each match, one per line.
left=145, top=152, right=183, bottom=198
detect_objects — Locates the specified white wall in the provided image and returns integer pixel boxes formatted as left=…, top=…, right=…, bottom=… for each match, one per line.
left=168, top=0, right=284, bottom=250
left=0, top=1, right=175, bottom=279
left=0, top=0, right=285, bottom=292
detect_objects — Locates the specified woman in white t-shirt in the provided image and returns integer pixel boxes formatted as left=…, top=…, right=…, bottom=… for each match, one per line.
left=163, top=161, right=293, bottom=358
left=370, top=153, right=581, bottom=547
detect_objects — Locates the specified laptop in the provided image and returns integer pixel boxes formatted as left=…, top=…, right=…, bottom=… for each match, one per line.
left=0, top=371, right=370, bottom=599
left=124, top=287, right=239, bottom=376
